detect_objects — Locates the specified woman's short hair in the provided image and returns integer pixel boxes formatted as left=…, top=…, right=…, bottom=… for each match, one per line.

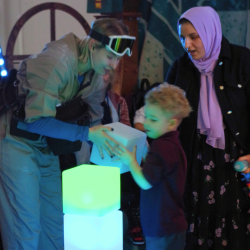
left=78, top=18, right=129, bottom=63
left=145, top=82, right=192, bottom=119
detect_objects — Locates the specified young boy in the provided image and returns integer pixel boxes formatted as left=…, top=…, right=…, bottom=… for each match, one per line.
left=114, top=83, right=192, bottom=250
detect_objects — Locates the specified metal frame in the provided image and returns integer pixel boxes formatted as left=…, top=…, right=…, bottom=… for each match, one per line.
left=4, top=2, right=90, bottom=70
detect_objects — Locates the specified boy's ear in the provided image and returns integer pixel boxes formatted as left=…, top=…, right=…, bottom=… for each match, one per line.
left=169, top=118, right=179, bottom=129
left=169, top=119, right=176, bottom=126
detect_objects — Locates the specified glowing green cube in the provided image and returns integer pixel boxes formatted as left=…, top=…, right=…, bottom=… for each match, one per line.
left=62, top=164, right=120, bottom=217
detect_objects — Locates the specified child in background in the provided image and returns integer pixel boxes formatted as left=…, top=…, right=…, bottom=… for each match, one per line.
left=114, top=83, right=192, bottom=250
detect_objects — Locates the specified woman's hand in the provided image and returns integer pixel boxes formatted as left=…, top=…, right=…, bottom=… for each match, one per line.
left=113, top=144, right=137, bottom=166
left=88, top=126, right=118, bottom=159
left=236, top=154, right=250, bottom=174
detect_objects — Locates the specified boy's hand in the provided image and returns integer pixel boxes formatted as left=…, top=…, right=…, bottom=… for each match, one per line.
left=115, top=144, right=152, bottom=190
left=114, top=144, right=137, bottom=166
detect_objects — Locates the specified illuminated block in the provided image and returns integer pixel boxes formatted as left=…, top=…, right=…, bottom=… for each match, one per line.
left=64, top=211, right=123, bottom=250
left=95, top=3, right=101, bottom=8
left=90, top=122, right=147, bottom=174
left=62, top=164, right=120, bottom=216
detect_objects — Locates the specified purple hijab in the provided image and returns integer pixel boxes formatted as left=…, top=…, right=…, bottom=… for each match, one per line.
left=178, top=7, right=225, bottom=149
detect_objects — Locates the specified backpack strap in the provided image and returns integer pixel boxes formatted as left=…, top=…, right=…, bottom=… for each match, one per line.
left=0, top=69, right=19, bottom=115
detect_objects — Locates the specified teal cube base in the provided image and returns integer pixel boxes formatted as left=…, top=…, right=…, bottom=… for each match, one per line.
left=64, top=211, right=123, bottom=250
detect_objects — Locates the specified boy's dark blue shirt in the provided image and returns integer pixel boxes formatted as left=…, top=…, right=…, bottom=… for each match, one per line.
left=140, top=130, right=187, bottom=236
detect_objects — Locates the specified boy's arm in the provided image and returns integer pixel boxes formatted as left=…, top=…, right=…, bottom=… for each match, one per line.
left=129, top=156, right=152, bottom=190
left=114, top=145, right=152, bottom=190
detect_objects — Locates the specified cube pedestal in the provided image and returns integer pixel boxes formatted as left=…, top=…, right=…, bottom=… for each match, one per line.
left=64, top=211, right=123, bottom=250
left=63, top=164, right=123, bottom=250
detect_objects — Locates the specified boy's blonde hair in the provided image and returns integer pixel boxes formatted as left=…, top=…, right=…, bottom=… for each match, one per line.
left=145, top=82, right=192, bottom=119
left=77, top=18, right=129, bottom=63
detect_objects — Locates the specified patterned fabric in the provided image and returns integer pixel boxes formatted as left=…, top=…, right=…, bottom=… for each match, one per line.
left=103, top=90, right=131, bottom=127
left=185, top=128, right=250, bottom=250
left=138, top=0, right=250, bottom=85
left=119, top=96, right=131, bottom=127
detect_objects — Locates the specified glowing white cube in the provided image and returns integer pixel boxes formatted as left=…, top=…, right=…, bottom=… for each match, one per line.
left=90, top=122, right=147, bottom=174
left=62, top=164, right=120, bottom=217
left=64, top=211, right=123, bottom=250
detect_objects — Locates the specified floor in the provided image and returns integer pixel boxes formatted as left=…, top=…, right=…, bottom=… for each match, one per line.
left=0, top=238, right=143, bottom=250
left=0, top=214, right=145, bottom=250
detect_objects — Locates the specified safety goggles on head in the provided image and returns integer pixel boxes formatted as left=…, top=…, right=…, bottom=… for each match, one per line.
left=88, top=29, right=135, bottom=57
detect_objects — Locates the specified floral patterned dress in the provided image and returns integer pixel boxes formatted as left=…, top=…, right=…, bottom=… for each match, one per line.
left=185, top=128, right=250, bottom=250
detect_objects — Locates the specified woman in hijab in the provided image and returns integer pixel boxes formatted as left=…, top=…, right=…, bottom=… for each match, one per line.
left=166, top=6, right=250, bottom=250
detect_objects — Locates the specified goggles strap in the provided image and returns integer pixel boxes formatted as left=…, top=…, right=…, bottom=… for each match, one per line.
left=88, top=29, right=110, bottom=45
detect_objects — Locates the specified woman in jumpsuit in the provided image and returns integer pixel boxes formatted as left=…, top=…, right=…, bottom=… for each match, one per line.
left=165, top=6, right=250, bottom=250
left=0, top=18, right=135, bottom=249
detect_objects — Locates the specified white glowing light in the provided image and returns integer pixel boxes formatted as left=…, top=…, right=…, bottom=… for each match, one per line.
left=64, top=211, right=123, bottom=250
left=1, top=70, right=7, bottom=76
